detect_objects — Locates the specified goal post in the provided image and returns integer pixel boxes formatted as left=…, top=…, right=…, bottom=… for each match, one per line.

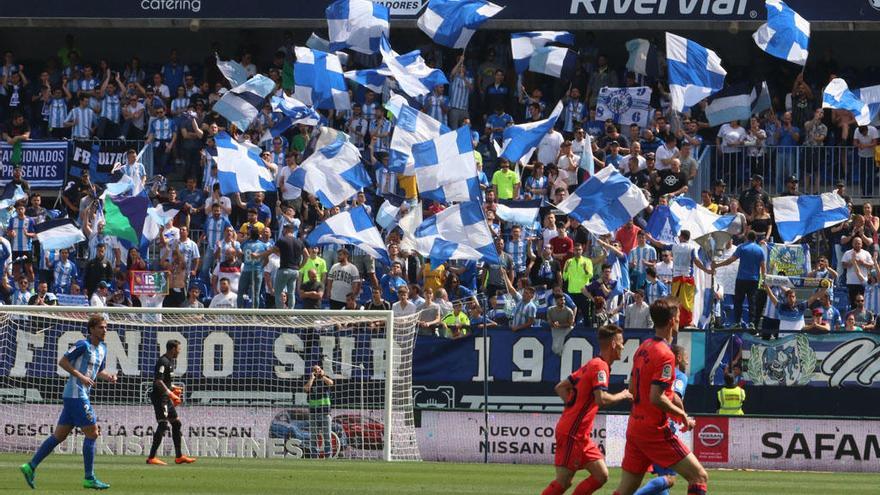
left=0, top=306, right=420, bottom=462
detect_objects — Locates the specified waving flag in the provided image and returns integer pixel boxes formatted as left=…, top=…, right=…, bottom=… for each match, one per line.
left=596, top=87, right=652, bottom=127
left=773, top=193, right=849, bottom=243
left=413, top=201, right=499, bottom=266
left=289, top=139, right=372, bottom=208
left=417, top=0, right=504, bottom=49
left=326, top=0, right=390, bottom=55
left=556, top=166, right=649, bottom=235
left=215, top=53, right=248, bottom=88
left=378, top=37, right=449, bottom=98
left=389, top=98, right=449, bottom=174
left=511, top=31, right=574, bottom=74
left=645, top=196, right=735, bottom=244
left=823, top=78, right=871, bottom=126
left=625, top=38, right=660, bottom=77
left=375, top=193, right=407, bottom=229
left=214, top=132, right=277, bottom=195
left=705, top=83, right=754, bottom=127
left=412, top=125, right=481, bottom=203
left=266, top=94, right=321, bottom=139
left=528, top=46, right=577, bottom=79
left=344, top=68, right=387, bottom=93
left=495, top=199, right=541, bottom=227
left=102, top=193, right=149, bottom=245
left=35, top=218, right=86, bottom=251
left=213, top=74, right=276, bottom=131
left=854, top=84, right=880, bottom=122
left=307, top=33, right=350, bottom=65
left=753, top=0, right=810, bottom=66
left=499, top=101, right=563, bottom=164
left=0, top=185, right=27, bottom=209
left=666, top=32, right=727, bottom=112
left=294, top=47, right=351, bottom=110
left=307, top=206, right=390, bottom=264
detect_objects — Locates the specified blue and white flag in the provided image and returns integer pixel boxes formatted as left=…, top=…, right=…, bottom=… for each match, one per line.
left=307, top=33, right=350, bottom=66
left=344, top=67, right=387, bottom=94
left=823, top=78, right=871, bottom=126
left=326, top=0, right=390, bottom=55
left=499, top=100, right=563, bottom=164
left=214, top=131, right=277, bottom=195
left=752, top=81, right=772, bottom=116
left=35, top=218, right=86, bottom=251
left=144, top=202, right=182, bottom=243
left=625, top=38, right=660, bottom=77
left=705, top=83, right=753, bottom=127
left=289, top=139, right=372, bottom=208
left=417, top=0, right=504, bottom=49
left=753, top=0, right=810, bottom=66
left=212, top=74, right=276, bottom=132
left=528, top=46, right=577, bottom=79
left=578, top=134, right=595, bottom=175
left=495, top=199, right=541, bottom=227
left=645, top=196, right=735, bottom=244
left=412, top=201, right=499, bottom=266
left=294, top=47, right=351, bottom=110
left=773, top=193, right=849, bottom=243
left=511, top=31, right=574, bottom=74
left=266, top=94, right=321, bottom=138
left=666, top=32, right=727, bottom=112
left=412, top=125, right=481, bottom=203
left=103, top=175, right=134, bottom=197
left=389, top=98, right=449, bottom=174
left=854, top=84, right=880, bottom=122
left=596, top=86, right=652, bottom=127
left=306, top=206, right=390, bottom=264
left=555, top=166, right=649, bottom=235
left=375, top=193, right=407, bottom=229
left=0, top=185, right=27, bottom=209
left=378, top=37, right=449, bottom=98
left=215, top=53, right=248, bottom=88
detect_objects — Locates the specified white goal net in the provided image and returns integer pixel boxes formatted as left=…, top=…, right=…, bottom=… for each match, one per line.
left=0, top=306, right=420, bottom=461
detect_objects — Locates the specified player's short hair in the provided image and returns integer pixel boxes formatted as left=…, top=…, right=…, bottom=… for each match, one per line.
left=597, top=324, right=623, bottom=343
left=650, top=297, right=680, bottom=328
left=166, top=339, right=181, bottom=352
left=87, top=315, right=106, bottom=331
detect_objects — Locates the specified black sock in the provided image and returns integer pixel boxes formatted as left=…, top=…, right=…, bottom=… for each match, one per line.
left=149, top=422, right=168, bottom=458
left=171, top=421, right=183, bottom=457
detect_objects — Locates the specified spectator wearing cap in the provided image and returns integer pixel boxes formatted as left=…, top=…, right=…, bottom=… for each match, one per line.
left=238, top=207, right=266, bottom=241
left=90, top=280, right=110, bottom=308
left=780, top=175, right=801, bottom=197
left=738, top=174, right=770, bottom=217
left=711, top=179, right=730, bottom=213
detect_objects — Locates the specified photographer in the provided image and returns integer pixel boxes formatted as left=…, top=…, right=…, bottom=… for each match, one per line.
left=303, top=364, right=334, bottom=458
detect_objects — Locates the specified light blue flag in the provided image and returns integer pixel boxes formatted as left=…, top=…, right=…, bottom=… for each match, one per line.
left=578, top=134, right=595, bottom=175
left=752, top=0, right=810, bottom=66
left=412, top=201, right=500, bottom=266
left=390, top=99, right=449, bottom=174
left=666, top=32, right=727, bottom=112
left=293, top=47, right=351, bottom=110
left=705, top=83, right=753, bottom=127
left=412, top=125, right=481, bottom=203
left=0, top=185, right=27, bottom=209
left=528, top=46, right=577, bottom=79
left=823, top=78, right=871, bottom=126
left=35, top=218, right=86, bottom=251
left=289, top=139, right=372, bottom=208
left=212, top=74, right=276, bottom=131
left=555, top=166, right=649, bottom=235
left=215, top=53, right=248, bottom=88
left=854, top=84, right=880, bottom=122
left=773, top=193, right=849, bottom=243
left=344, top=68, right=386, bottom=93
left=417, top=0, right=504, bottom=49
left=499, top=101, right=563, bottom=163
left=326, top=0, right=389, bottom=55
left=511, top=31, right=574, bottom=74
left=495, top=199, right=541, bottom=226
left=307, top=206, right=390, bottom=264
left=267, top=94, right=321, bottom=139
left=214, top=132, right=277, bottom=194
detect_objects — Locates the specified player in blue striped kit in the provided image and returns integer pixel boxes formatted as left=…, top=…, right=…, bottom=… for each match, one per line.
left=20, top=315, right=117, bottom=490
left=633, top=344, right=689, bottom=495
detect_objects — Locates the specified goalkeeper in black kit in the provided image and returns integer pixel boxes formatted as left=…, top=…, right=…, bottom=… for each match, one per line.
left=146, top=340, right=196, bottom=466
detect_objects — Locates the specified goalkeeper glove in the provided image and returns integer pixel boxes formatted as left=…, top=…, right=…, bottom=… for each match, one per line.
left=169, top=386, right=184, bottom=407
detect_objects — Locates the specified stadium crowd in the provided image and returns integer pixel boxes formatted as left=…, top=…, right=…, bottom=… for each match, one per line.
left=0, top=32, right=879, bottom=338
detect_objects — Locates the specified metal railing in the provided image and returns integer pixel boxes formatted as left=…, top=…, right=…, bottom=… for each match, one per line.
left=703, top=145, right=878, bottom=198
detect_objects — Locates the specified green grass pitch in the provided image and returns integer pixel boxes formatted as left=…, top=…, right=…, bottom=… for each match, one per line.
left=1, top=454, right=879, bottom=494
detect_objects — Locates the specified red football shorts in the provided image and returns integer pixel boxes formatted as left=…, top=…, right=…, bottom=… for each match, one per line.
left=621, top=428, right=691, bottom=474
left=555, top=435, right=604, bottom=471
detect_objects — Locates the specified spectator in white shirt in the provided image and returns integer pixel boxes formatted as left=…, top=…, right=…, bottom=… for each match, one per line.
left=392, top=285, right=418, bottom=317
left=537, top=127, right=564, bottom=166
left=654, top=134, right=679, bottom=171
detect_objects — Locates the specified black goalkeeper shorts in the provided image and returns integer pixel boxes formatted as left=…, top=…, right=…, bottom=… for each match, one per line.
left=152, top=399, right=178, bottom=422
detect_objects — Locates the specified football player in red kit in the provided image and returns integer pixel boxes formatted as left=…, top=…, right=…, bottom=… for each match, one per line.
left=542, top=324, right=633, bottom=495
left=612, top=297, right=709, bottom=495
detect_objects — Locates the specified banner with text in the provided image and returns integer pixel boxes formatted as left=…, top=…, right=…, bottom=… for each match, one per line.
left=130, top=271, right=170, bottom=296
left=69, top=140, right=127, bottom=184
left=0, top=141, right=67, bottom=188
